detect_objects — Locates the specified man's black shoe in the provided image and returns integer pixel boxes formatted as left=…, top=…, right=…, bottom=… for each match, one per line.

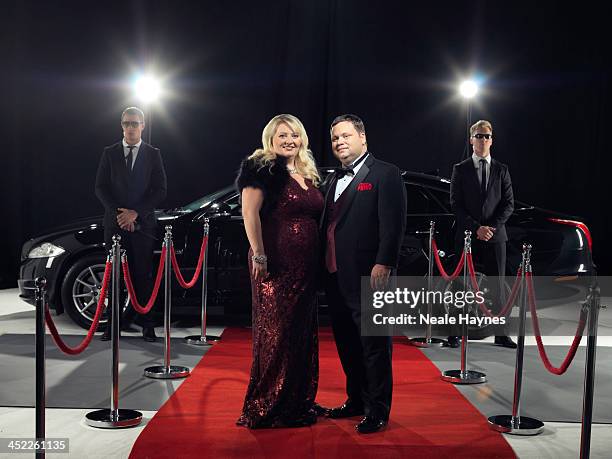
left=356, top=416, right=387, bottom=434
left=445, top=336, right=460, bottom=348
left=311, top=403, right=329, bottom=417
left=100, top=329, right=111, bottom=341
left=327, top=403, right=365, bottom=419
left=494, top=335, right=517, bottom=349
left=142, top=327, right=157, bottom=342
left=284, top=413, right=317, bottom=428
left=120, top=323, right=139, bottom=333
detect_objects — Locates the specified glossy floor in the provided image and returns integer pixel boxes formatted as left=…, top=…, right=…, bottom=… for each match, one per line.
left=1, top=288, right=611, bottom=458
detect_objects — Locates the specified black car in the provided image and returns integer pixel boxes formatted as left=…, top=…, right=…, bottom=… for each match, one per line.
left=18, top=170, right=593, bottom=330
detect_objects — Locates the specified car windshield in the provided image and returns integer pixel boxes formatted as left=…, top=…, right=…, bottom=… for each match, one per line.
left=177, top=186, right=235, bottom=213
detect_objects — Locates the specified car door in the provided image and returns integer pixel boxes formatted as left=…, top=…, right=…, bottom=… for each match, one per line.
left=201, top=192, right=252, bottom=315
left=398, top=182, right=455, bottom=275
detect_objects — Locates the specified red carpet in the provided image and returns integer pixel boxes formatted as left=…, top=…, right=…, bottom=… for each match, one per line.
left=129, top=328, right=515, bottom=458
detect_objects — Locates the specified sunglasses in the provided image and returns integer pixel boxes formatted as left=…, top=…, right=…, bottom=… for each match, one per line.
left=472, top=133, right=492, bottom=140
left=121, top=121, right=142, bottom=128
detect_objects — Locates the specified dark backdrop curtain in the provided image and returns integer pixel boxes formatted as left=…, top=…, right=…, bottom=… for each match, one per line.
left=1, top=0, right=610, bottom=286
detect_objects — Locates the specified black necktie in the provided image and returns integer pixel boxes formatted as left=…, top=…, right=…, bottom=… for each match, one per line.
left=126, top=146, right=135, bottom=173
left=480, top=159, right=487, bottom=197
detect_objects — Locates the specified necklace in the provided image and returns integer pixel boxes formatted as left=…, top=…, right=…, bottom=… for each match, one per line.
left=287, top=167, right=297, bottom=174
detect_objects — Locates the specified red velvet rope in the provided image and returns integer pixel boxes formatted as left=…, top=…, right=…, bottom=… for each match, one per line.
left=170, top=235, right=208, bottom=289
left=526, top=271, right=587, bottom=375
left=122, top=246, right=166, bottom=314
left=45, top=261, right=112, bottom=355
left=467, top=252, right=522, bottom=318
left=431, top=238, right=465, bottom=281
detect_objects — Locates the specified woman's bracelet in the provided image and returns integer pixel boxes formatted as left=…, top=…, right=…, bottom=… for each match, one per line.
left=252, top=254, right=267, bottom=264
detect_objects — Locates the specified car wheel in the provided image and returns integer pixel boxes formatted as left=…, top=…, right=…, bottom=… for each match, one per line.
left=61, top=253, right=128, bottom=330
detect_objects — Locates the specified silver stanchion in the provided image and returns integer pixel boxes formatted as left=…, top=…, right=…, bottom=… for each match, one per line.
left=145, top=226, right=190, bottom=379
left=411, top=221, right=447, bottom=348
left=441, top=230, right=487, bottom=384
left=34, top=277, right=46, bottom=458
left=488, top=244, right=544, bottom=434
left=580, top=279, right=601, bottom=458
left=86, top=236, right=142, bottom=428
left=185, top=217, right=220, bottom=345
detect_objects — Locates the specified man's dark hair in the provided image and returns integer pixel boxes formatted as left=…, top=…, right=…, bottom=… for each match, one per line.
left=330, top=114, right=366, bottom=134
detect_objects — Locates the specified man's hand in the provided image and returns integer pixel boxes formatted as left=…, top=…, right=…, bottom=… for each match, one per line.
left=117, top=208, right=138, bottom=230
left=371, top=264, right=392, bottom=290
left=476, top=225, right=496, bottom=241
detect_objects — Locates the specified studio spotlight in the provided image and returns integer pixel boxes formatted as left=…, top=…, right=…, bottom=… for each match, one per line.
left=458, top=78, right=480, bottom=160
left=459, top=80, right=479, bottom=99
left=131, top=74, right=161, bottom=143
left=133, top=75, right=161, bottom=103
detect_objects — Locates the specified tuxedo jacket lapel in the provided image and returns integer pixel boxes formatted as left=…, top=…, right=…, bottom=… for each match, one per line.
left=335, top=155, right=372, bottom=226
left=320, top=174, right=338, bottom=230
left=467, top=160, right=482, bottom=197
left=113, top=144, right=131, bottom=184
left=132, top=143, right=147, bottom=173
left=486, top=160, right=500, bottom=197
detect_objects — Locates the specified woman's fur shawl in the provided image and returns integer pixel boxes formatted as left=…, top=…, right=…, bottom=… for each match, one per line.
left=235, top=155, right=290, bottom=215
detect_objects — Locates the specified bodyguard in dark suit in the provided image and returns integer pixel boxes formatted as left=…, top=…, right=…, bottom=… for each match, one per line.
left=449, top=119, right=516, bottom=349
left=321, top=114, right=406, bottom=434
left=95, top=107, right=167, bottom=342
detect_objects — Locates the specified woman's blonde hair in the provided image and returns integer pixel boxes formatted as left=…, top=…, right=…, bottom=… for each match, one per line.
left=248, top=114, right=320, bottom=186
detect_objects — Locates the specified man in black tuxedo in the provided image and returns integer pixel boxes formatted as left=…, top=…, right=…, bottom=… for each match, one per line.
left=448, top=119, right=516, bottom=349
left=95, top=107, right=167, bottom=342
left=321, top=114, right=406, bottom=434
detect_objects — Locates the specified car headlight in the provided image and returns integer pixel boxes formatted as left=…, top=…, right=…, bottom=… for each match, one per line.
left=28, top=243, right=66, bottom=259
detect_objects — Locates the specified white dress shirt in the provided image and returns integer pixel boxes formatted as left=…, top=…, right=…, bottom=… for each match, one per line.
left=334, top=152, right=369, bottom=201
left=472, top=152, right=491, bottom=188
left=122, top=138, right=142, bottom=170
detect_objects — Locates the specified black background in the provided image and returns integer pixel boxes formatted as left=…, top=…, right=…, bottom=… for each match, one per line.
left=1, top=1, right=610, bottom=286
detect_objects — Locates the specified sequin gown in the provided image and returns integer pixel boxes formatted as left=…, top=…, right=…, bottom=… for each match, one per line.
left=238, top=177, right=324, bottom=428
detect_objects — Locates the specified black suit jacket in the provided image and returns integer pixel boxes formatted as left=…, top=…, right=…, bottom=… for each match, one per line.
left=321, top=154, right=407, bottom=296
left=94, top=141, right=167, bottom=235
left=450, top=156, right=514, bottom=245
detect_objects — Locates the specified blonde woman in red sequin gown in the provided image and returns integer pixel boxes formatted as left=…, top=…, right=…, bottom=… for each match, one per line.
left=235, top=114, right=324, bottom=428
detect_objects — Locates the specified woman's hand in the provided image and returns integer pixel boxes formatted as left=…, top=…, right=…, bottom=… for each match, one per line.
left=252, top=256, right=268, bottom=281
left=242, top=187, right=267, bottom=281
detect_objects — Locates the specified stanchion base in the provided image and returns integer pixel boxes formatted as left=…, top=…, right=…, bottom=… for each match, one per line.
left=409, top=337, right=447, bottom=348
left=184, top=334, right=220, bottom=346
left=441, top=369, right=487, bottom=384
left=144, top=365, right=191, bottom=379
left=85, top=409, right=142, bottom=429
left=488, top=415, right=544, bottom=436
